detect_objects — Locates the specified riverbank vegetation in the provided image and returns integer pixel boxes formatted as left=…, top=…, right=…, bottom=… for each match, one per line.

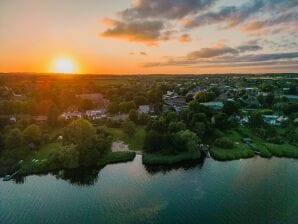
left=0, top=74, right=297, bottom=177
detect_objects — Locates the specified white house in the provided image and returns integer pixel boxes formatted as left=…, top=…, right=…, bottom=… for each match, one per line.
left=86, top=109, right=106, bottom=120
left=138, top=105, right=150, bottom=114
left=61, top=111, right=82, bottom=120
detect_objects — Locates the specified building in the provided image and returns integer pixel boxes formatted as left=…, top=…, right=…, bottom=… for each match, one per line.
left=86, top=109, right=106, bottom=120
left=201, top=102, right=223, bottom=110
left=163, top=96, right=187, bottom=112
left=285, top=95, right=298, bottom=101
left=138, top=105, right=150, bottom=114
left=263, top=115, right=288, bottom=126
left=61, top=111, right=82, bottom=120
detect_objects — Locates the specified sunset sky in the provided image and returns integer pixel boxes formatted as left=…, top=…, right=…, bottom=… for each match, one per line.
left=0, top=0, right=297, bottom=74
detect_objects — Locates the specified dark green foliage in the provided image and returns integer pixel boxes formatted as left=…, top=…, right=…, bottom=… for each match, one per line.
left=129, top=109, right=138, bottom=123
left=249, top=112, right=265, bottom=128
left=122, top=119, right=136, bottom=136
left=47, top=104, right=60, bottom=127
left=214, top=137, right=234, bottom=149
left=107, top=102, right=119, bottom=115
left=168, top=121, right=186, bottom=133
left=79, top=99, right=95, bottom=111
left=223, top=101, right=240, bottom=116
left=23, top=124, right=42, bottom=146
left=5, top=128, right=24, bottom=150
left=195, top=91, right=216, bottom=103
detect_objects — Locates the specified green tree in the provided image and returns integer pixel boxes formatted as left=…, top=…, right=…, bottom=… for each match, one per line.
left=129, top=109, right=138, bottom=123
left=138, top=113, right=150, bottom=125
left=168, top=121, right=186, bottom=133
left=133, top=96, right=148, bottom=106
left=48, top=104, right=60, bottom=127
left=79, top=99, right=95, bottom=111
left=223, top=101, right=240, bottom=116
left=23, top=124, right=42, bottom=145
left=122, top=120, right=136, bottom=136
left=58, top=144, right=79, bottom=169
left=63, top=118, right=96, bottom=148
left=249, top=112, right=265, bottom=128
left=107, top=102, right=119, bottom=115
left=5, top=128, right=24, bottom=149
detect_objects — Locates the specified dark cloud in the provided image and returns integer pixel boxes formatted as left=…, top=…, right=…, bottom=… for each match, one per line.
left=101, top=0, right=298, bottom=45
left=243, top=12, right=298, bottom=32
left=121, top=0, right=217, bottom=20
left=101, top=19, right=168, bottom=44
left=186, top=45, right=238, bottom=60
left=142, top=46, right=298, bottom=68
left=184, top=0, right=298, bottom=29
left=140, top=51, right=147, bottom=56
left=237, top=40, right=262, bottom=52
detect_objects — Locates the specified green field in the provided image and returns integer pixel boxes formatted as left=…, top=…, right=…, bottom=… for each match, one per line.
left=105, top=126, right=146, bottom=151
left=98, top=151, right=136, bottom=166
left=210, top=128, right=298, bottom=161
left=142, top=151, right=201, bottom=165
left=265, top=143, right=298, bottom=158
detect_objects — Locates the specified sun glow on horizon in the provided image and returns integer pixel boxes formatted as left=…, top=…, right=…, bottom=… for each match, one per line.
left=51, top=57, right=79, bottom=74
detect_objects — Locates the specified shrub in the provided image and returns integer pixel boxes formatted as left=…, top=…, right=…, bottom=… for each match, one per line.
left=214, top=137, right=234, bottom=149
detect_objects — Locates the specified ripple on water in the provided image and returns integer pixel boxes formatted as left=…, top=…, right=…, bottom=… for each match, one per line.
left=0, top=157, right=298, bottom=224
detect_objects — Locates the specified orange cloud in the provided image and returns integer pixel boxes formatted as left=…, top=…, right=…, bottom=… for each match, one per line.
left=179, top=34, right=192, bottom=43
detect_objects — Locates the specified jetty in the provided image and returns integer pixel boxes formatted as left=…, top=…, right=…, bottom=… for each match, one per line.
left=3, top=169, right=20, bottom=181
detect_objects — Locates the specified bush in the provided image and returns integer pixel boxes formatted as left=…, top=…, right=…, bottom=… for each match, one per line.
left=214, top=137, right=234, bottom=149
left=122, top=120, right=136, bottom=136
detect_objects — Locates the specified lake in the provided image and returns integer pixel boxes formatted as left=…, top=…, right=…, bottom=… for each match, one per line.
left=1, top=155, right=298, bottom=224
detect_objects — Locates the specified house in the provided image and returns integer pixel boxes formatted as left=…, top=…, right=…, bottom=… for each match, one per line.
left=285, top=95, right=298, bottom=101
left=263, top=115, right=279, bottom=125
left=262, top=115, right=288, bottom=125
left=86, top=109, right=106, bottom=120
left=61, top=111, right=82, bottom=120
left=10, top=115, right=16, bottom=123
left=163, top=96, right=187, bottom=112
left=138, top=105, right=150, bottom=114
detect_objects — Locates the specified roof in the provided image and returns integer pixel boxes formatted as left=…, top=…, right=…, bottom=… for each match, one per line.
left=201, top=102, right=223, bottom=109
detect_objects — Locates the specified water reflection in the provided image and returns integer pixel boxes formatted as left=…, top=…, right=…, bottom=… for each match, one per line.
left=11, top=154, right=207, bottom=186
left=144, top=154, right=206, bottom=175
left=53, top=168, right=101, bottom=186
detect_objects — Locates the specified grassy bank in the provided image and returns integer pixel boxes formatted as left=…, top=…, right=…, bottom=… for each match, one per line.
left=19, top=143, right=136, bottom=175
left=98, top=151, right=136, bottom=166
left=105, top=126, right=146, bottom=151
left=210, top=145, right=254, bottom=161
left=142, top=151, right=201, bottom=165
left=265, top=143, right=298, bottom=158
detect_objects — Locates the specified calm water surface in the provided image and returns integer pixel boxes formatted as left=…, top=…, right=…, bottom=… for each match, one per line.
left=1, top=155, right=298, bottom=224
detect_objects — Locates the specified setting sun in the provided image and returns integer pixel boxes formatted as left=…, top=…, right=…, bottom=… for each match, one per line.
left=52, top=57, right=78, bottom=74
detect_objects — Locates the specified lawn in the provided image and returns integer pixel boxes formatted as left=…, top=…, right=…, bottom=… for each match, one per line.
left=105, top=126, right=146, bottom=151
left=20, top=142, right=62, bottom=175
left=142, top=151, right=201, bottom=165
left=265, top=143, right=298, bottom=158
left=210, top=145, right=254, bottom=161
left=209, top=129, right=255, bottom=161
left=98, top=151, right=136, bottom=166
